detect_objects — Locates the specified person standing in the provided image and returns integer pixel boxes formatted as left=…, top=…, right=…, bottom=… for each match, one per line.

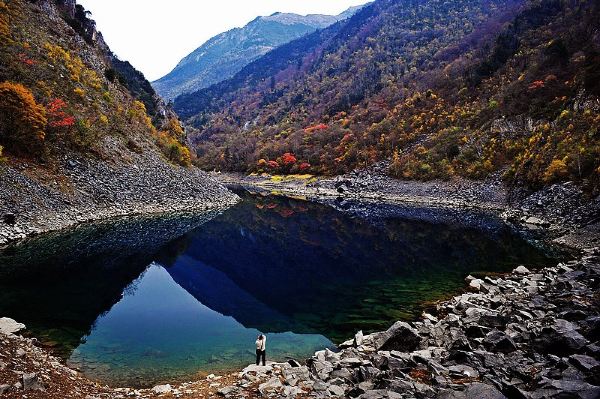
left=255, top=334, right=266, bottom=366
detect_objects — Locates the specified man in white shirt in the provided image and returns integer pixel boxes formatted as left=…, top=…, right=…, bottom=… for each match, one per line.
left=255, top=334, right=266, bottom=366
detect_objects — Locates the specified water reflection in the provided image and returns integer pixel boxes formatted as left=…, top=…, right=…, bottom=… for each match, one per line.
left=0, top=192, right=556, bottom=386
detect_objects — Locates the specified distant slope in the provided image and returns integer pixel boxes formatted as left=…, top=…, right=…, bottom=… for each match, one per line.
left=174, top=0, right=600, bottom=193
left=152, top=6, right=363, bottom=101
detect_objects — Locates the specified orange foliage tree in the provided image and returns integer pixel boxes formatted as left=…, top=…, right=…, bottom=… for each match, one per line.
left=0, top=82, right=47, bottom=154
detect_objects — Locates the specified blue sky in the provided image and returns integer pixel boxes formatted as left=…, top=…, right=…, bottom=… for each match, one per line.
left=78, top=0, right=369, bottom=81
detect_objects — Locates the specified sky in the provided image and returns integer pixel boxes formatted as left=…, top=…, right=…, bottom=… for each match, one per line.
left=78, top=0, right=369, bottom=81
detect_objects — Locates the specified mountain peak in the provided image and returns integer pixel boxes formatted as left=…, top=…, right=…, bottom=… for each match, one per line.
left=152, top=6, right=364, bottom=100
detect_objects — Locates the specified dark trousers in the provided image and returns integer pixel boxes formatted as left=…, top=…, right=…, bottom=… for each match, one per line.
left=256, top=349, right=266, bottom=366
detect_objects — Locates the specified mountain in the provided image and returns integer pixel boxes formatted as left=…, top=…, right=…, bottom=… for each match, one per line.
left=152, top=6, right=364, bottom=101
left=174, top=0, right=600, bottom=194
left=0, top=0, right=235, bottom=244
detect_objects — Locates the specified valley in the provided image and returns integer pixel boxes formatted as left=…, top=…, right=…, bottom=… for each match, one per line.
left=0, top=0, right=599, bottom=398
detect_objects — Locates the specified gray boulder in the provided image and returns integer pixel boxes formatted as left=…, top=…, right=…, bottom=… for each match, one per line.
left=373, top=321, right=421, bottom=352
left=569, top=354, right=600, bottom=372
left=483, top=330, right=517, bottom=353
left=534, top=319, right=588, bottom=356
left=0, top=317, right=26, bottom=335
left=22, top=373, right=44, bottom=391
left=437, top=382, right=507, bottom=398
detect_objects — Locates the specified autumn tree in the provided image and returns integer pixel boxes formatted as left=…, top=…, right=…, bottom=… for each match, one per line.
left=0, top=1, right=10, bottom=40
left=0, top=82, right=47, bottom=154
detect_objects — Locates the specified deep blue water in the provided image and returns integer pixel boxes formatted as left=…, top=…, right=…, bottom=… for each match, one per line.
left=0, top=191, right=556, bottom=387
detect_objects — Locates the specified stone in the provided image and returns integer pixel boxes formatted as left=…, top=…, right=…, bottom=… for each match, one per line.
left=217, top=385, right=241, bottom=397
left=483, top=330, right=517, bottom=353
left=547, top=379, right=600, bottom=399
left=151, top=384, right=172, bottom=394
left=358, top=389, right=387, bottom=398
left=373, top=321, right=421, bottom=352
left=0, top=317, right=26, bottom=335
left=330, top=367, right=353, bottom=381
left=513, top=265, right=530, bottom=274
left=469, top=279, right=484, bottom=291
left=437, top=382, right=507, bottom=399
left=0, top=385, right=10, bottom=395
left=534, top=319, right=588, bottom=356
left=354, top=330, right=364, bottom=346
left=22, top=373, right=44, bottom=391
left=569, top=354, right=600, bottom=372
left=523, top=216, right=550, bottom=227
left=463, top=382, right=507, bottom=399
left=328, top=384, right=346, bottom=396
left=258, top=377, right=283, bottom=394
left=240, top=363, right=272, bottom=376
left=312, top=380, right=329, bottom=391
left=448, top=365, right=479, bottom=378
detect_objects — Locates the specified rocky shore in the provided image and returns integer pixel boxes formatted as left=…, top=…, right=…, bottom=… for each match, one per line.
left=2, top=167, right=600, bottom=398
left=215, top=169, right=600, bottom=250
left=0, top=138, right=239, bottom=246
left=1, top=245, right=599, bottom=398
left=209, top=248, right=600, bottom=399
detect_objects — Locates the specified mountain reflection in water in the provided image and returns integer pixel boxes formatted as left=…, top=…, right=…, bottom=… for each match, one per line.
left=0, top=191, right=555, bottom=386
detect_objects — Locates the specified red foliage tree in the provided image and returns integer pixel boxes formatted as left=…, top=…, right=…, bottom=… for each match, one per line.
left=47, top=99, right=75, bottom=128
left=281, top=152, right=297, bottom=165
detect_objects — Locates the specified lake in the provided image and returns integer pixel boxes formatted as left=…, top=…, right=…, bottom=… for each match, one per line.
left=0, top=191, right=556, bottom=387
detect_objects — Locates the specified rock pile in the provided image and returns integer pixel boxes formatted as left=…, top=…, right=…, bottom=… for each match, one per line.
left=0, top=139, right=239, bottom=245
left=215, top=248, right=600, bottom=399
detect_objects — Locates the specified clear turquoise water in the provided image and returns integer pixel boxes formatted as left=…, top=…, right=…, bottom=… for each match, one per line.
left=0, top=191, right=556, bottom=387
left=68, top=264, right=331, bottom=385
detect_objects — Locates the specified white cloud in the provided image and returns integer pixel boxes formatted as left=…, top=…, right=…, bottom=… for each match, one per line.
left=77, top=0, right=369, bottom=81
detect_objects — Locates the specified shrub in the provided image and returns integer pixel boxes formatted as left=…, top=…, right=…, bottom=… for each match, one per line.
left=73, top=87, right=85, bottom=97
left=156, top=131, right=191, bottom=167
left=543, top=158, right=568, bottom=183
left=0, top=82, right=47, bottom=154
left=47, top=98, right=75, bottom=128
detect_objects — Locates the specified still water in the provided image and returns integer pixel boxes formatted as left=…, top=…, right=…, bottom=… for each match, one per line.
left=0, top=191, right=555, bottom=387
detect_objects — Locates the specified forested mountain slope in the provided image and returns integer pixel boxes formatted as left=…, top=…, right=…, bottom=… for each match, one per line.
left=174, top=0, right=600, bottom=194
left=0, top=0, right=235, bottom=244
left=152, top=7, right=363, bottom=101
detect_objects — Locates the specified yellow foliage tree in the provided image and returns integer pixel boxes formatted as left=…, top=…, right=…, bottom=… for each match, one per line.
left=0, top=82, right=47, bottom=154
left=543, top=159, right=568, bottom=183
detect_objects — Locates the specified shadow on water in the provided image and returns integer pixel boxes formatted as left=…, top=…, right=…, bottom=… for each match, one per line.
left=0, top=192, right=558, bottom=386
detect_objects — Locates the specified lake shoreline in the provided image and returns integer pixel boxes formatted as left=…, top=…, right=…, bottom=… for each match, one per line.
left=0, top=148, right=240, bottom=247
left=215, top=171, right=600, bottom=251
left=1, top=243, right=598, bottom=398
left=1, top=176, right=599, bottom=398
